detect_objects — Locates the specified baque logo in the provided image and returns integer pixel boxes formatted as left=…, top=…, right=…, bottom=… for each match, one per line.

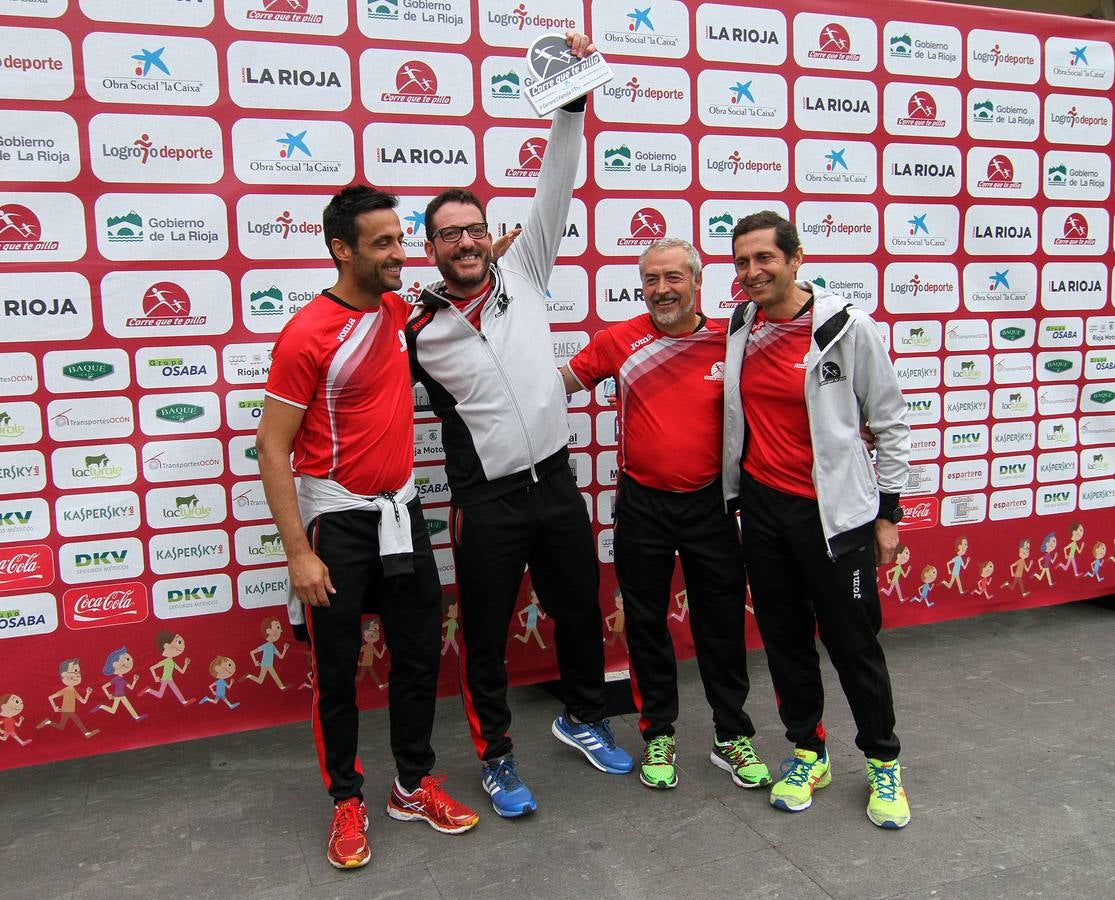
left=126, top=281, right=205, bottom=327
left=0, top=203, right=58, bottom=252
left=898, top=91, right=944, bottom=127
left=382, top=61, right=450, bottom=105
left=1053, top=213, right=1094, bottom=246
left=490, top=70, right=520, bottom=100
left=156, top=403, right=204, bottom=423
left=604, top=144, right=632, bottom=172
left=1044, top=358, right=1073, bottom=374
left=0, top=544, right=54, bottom=592
left=63, top=582, right=148, bottom=630
left=978, top=155, right=1020, bottom=189
left=810, top=23, right=858, bottom=61
left=506, top=137, right=548, bottom=177
left=617, top=207, right=666, bottom=247
left=1091, top=390, right=1115, bottom=405
left=248, top=0, right=324, bottom=24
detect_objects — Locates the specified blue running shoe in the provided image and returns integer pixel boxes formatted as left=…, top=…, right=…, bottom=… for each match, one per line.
left=551, top=711, right=634, bottom=774
left=481, top=755, right=537, bottom=818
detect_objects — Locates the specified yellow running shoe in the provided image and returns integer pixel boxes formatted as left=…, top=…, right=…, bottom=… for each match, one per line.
left=865, top=758, right=911, bottom=829
left=769, top=749, right=831, bottom=812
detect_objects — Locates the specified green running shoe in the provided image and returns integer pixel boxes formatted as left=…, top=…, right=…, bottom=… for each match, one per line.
left=639, top=735, right=678, bottom=789
left=710, top=735, right=771, bottom=788
left=770, top=748, right=831, bottom=811
left=865, top=758, right=911, bottom=829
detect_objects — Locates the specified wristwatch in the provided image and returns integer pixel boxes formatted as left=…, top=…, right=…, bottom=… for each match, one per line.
left=877, top=505, right=903, bottom=524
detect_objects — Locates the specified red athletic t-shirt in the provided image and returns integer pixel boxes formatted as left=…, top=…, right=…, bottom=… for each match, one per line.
left=741, top=305, right=816, bottom=499
left=265, top=290, right=414, bottom=496
left=569, top=314, right=726, bottom=492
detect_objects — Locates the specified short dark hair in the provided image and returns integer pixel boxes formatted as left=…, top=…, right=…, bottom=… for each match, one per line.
left=425, top=189, right=486, bottom=238
left=322, top=185, right=398, bottom=269
left=731, top=210, right=802, bottom=260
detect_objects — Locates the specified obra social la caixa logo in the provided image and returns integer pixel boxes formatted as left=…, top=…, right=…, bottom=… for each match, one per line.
left=382, top=61, right=451, bottom=105
left=63, top=582, right=148, bottom=630
left=0, top=203, right=58, bottom=251
left=0, top=543, right=55, bottom=592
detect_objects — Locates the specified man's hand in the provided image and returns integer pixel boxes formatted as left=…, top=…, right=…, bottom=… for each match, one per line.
left=565, top=30, right=596, bottom=58
left=493, top=227, right=520, bottom=260
left=874, top=519, right=900, bottom=566
left=289, top=549, right=337, bottom=607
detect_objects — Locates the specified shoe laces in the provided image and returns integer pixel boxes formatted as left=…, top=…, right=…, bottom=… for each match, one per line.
left=333, top=799, right=364, bottom=838
left=644, top=736, right=674, bottom=764
left=779, top=754, right=817, bottom=788
left=490, top=757, right=524, bottom=791
left=418, top=773, right=450, bottom=806
left=866, top=762, right=900, bottom=802
left=720, top=736, right=759, bottom=767
left=581, top=717, right=617, bottom=750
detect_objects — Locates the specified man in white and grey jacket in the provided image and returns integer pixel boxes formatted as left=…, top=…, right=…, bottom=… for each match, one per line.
left=406, top=31, right=633, bottom=820
left=721, top=210, right=913, bottom=829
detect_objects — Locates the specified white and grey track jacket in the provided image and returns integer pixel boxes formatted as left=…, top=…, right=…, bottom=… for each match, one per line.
left=406, top=108, right=582, bottom=506
left=721, top=283, right=911, bottom=557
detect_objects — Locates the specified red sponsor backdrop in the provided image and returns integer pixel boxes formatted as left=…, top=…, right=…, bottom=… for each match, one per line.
left=1, top=0, right=1113, bottom=769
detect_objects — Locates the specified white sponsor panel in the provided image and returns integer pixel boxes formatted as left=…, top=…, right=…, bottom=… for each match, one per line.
left=993, top=352, right=1035, bottom=386
left=991, top=455, right=1034, bottom=487
left=95, top=192, right=227, bottom=261
left=222, top=342, right=273, bottom=385
left=699, top=262, right=745, bottom=316
left=1037, top=451, right=1078, bottom=483
left=700, top=199, right=790, bottom=260
left=967, top=88, right=1040, bottom=142
left=991, top=318, right=1036, bottom=350
left=894, top=356, right=941, bottom=390
left=1037, top=384, right=1079, bottom=417
left=569, top=452, right=592, bottom=489
left=882, top=82, right=962, bottom=137
left=1038, top=317, right=1084, bottom=349
left=236, top=193, right=330, bottom=260
left=364, top=122, right=476, bottom=187
left=992, top=421, right=1037, bottom=454
left=593, top=199, right=692, bottom=257
left=596, top=528, right=614, bottom=565
left=942, top=460, right=988, bottom=493
left=1036, top=482, right=1077, bottom=516
left=989, top=488, right=1033, bottom=521
left=145, top=483, right=227, bottom=531
left=793, top=75, right=876, bottom=134
left=414, top=465, right=451, bottom=505
left=433, top=546, right=454, bottom=585
left=594, top=0, right=689, bottom=59
left=241, top=267, right=331, bottom=334
left=967, top=29, right=1041, bottom=84
left=142, top=438, right=225, bottom=483
left=884, top=203, right=958, bottom=255
left=940, top=493, right=987, bottom=526
left=892, top=321, right=942, bottom=354
left=0, top=0, right=66, bottom=17
left=595, top=410, right=618, bottom=447
left=232, top=118, right=355, bottom=186
left=83, top=31, right=219, bottom=107
left=1041, top=207, right=1109, bottom=257
left=477, top=0, right=581, bottom=49
left=1086, top=352, right=1115, bottom=380
left=0, top=26, right=73, bottom=100
left=413, top=419, right=444, bottom=463
left=793, top=13, right=877, bottom=73
left=153, top=572, right=234, bottom=620
left=136, top=345, right=218, bottom=390
left=81, top=0, right=214, bottom=26
left=1083, top=383, right=1115, bottom=414
left=945, top=319, right=990, bottom=352
left=944, top=356, right=990, bottom=387
left=903, top=393, right=940, bottom=426
left=881, top=143, right=961, bottom=197
left=0, top=352, right=36, bottom=395
left=698, top=134, right=785, bottom=193
left=480, top=55, right=545, bottom=120
left=597, top=489, right=615, bottom=526
left=944, top=390, right=989, bottom=422
left=1080, top=478, right=1115, bottom=509
left=908, top=428, right=941, bottom=461
left=488, top=198, right=586, bottom=259
left=360, top=48, right=473, bottom=117
left=964, top=263, right=1038, bottom=314
left=883, top=263, right=959, bottom=314
left=230, top=480, right=272, bottom=521
left=237, top=566, right=289, bottom=610
left=965, top=147, right=1038, bottom=199
left=1042, top=150, right=1110, bottom=202
left=0, top=272, right=91, bottom=344
left=394, top=193, right=435, bottom=256
left=43, top=348, right=129, bottom=395
left=596, top=130, right=690, bottom=192
left=566, top=413, right=591, bottom=450
left=1045, top=37, right=1114, bottom=91
left=795, top=139, right=875, bottom=195
left=0, top=497, right=49, bottom=544
left=224, top=0, right=347, bottom=35
left=1080, top=415, right=1115, bottom=445
left=695, top=4, right=787, bottom=66
left=47, top=396, right=133, bottom=443
left=594, top=265, right=644, bottom=322
left=993, top=386, right=1036, bottom=420
left=150, top=529, right=230, bottom=576
left=0, top=449, right=44, bottom=493
left=138, top=391, right=220, bottom=437
left=1089, top=317, right=1115, bottom=347
left=963, top=205, right=1038, bottom=256
left=0, top=592, right=57, bottom=639
left=51, top=444, right=137, bottom=491
left=90, top=114, right=222, bottom=184
left=0, top=400, right=39, bottom=447
left=0, top=192, right=85, bottom=262
left=551, top=331, right=589, bottom=368
left=59, top=536, right=144, bottom=584
left=595, top=449, right=618, bottom=487
left=359, top=0, right=470, bottom=44
left=697, top=69, right=786, bottom=131
left=1044, top=93, right=1113, bottom=146
left=102, top=270, right=233, bottom=339
left=228, top=40, right=351, bottom=111
left=55, top=488, right=139, bottom=537
left=904, top=463, right=940, bottom=496
left=225, top=389, right=265, bottom=431
left=545, top=266, right=589, bottom=325
left=1037, top=351, right=1081, bottom=382
left=487, top=128, right=587, bottom=191
left=595, top=64, right=693, bottom=125
left=1081, top=446, right=1115, bottom=479
left=883, top=22, right=962, bottom=78
left=0, top=110, right=79, bottom=182
left=795, top=201, right=877, bottom=255
left=798, top=263, right=878, bottom=314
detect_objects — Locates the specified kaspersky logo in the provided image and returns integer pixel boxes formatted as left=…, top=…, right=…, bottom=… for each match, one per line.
left=604, top=144, right=632, bottom=172
left=382, top=61, right=451, bottom=105
left=156, top=403, right=205, bottom=423
left=809, top=23, right=859, bottom=62
left=506, top=137, right=547, bottom=178
left=367, top=0, right=398, bottom=21
left=617, top=207, right=666, bottom=246
left=889, top=33, right=912, bottom=57
left=0, top=204, right=58, bottom=252
left=898, top=92, right=944, bottom=127
left=126, top=281, right=206, bottom=327
left=106, top=211, right=143, bottom=243
left=707, top=212, right=734, bottom=238
left=1053, top=213, right=1094, bottom=246
left=63, top=361, right=115, bottom=381
left=490, top=70, right=520, bottom=100
left=978, top=154, right=1020, bottom=189
left=248, top=0, right=323, bottom=24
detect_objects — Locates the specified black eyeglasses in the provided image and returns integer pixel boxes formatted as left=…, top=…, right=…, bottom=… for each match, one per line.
left=432, top=222, right=488, bottom=243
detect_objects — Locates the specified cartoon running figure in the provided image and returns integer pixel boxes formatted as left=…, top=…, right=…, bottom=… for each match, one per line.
left=245, top=616, right=290, bottom=690
left=199, top=657, right=240, bottom=709
left=969, top=561, right=995, bottom=600
left=142, top=632, right=194, bottom=705
left=1058, top=522, right=1084, bottom=576
left=911, top=565, right=937, bottom=608
left=604, top=588, right=627, bottom=650
left=1002, top=538, right=1032, bottom=597
left=97, top=646, right=145, bottom=720
left=1083, top=541, right=1106, bottom=582
left=941, top=536, right=969, bottom=593
left=441, top=601, right=460, bottom=657
left=36, top=659, right=100, bottom=738
left=669, top=588, right=689, bottom=623
left=879, top=544, right=911, bottom=602
left=356, top=618, right=387, bottom=689
left=0, top=694, right=31, bottom=746
left=1033, top=532, right=1057, bottom=586
left=512, top=590, right=548, bottom=650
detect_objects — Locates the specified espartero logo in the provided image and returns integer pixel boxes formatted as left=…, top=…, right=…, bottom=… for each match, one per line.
left=0, top=203, right=59, bottom=252
left=810, top=23, right=859, bottom=62
left=617, top=207, right=666, bottom=246
left=125, top=281, right=205, bottom=327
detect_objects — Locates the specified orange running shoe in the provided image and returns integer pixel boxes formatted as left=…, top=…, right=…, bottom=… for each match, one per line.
left=387, top=774, right=479, bottom=834
left=326, top=797, right=370, bottom=869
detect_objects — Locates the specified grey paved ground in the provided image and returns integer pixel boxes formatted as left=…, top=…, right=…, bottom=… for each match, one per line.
left=5, top=600, right=1114, bottom=899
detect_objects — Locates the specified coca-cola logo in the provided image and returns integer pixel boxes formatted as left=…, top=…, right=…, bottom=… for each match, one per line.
left=0, top=544, right=55, bottom=592
left=899, top=498, right=938, bottom=531
left=63, top=581, right=149, bottom=630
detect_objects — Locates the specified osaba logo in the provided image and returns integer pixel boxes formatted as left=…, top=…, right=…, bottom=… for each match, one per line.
left=248, top=0, right=324, bottom=24
left=505, top=137, right=547, bottom=178
left=382, top=61, right=451, bottom=105
left=978, top=155, right=1020, bottom=189
left=899, top=498, right=938, bottom=530
left=1054, top=213, right=1095, bottom=246
left=0, top=543, right=55, bottom=592
left=0, top=204, right=58, bottom=252
left=809, top=23, right=859, bottom=62
left=126, top=282, right=206, bottom=327
left=63, top=582, right=148, bottom=630
left=898, top=92, right=944, bottom=128
left=616, top=207, right=667, bottom=246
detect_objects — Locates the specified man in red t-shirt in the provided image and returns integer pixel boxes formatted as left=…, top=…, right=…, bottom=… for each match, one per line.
left=257, top=187, right=477, bottom=871
left=560, top=238, right=770, bottom=792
